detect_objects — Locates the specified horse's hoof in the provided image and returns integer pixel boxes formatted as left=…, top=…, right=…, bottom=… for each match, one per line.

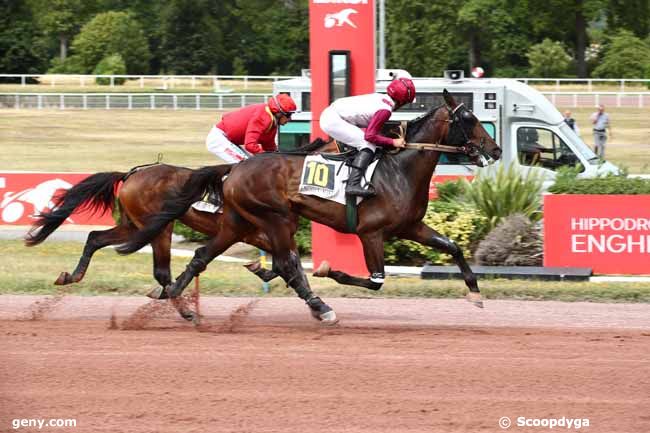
left=164, top=284, right=181, bottom=299
left=466, top=292, right=484, bottom=309
left=178, top=310, right=195, bottom=322
left=320, top=310, right=339, bottom=325
left=307, top=296, right=339, bottom=325
left=313, top=260, right=331, bottom=278
left=54, top=272, right=71, bottom=285
left=191, top=314, right=202, bottom=326
left=243, top=261, right=261, bottom=272
left=146, top=286, right=168, bottom=300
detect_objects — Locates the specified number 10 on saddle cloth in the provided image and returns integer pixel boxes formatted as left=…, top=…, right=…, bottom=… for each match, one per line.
left=298, top=155, right=379, bottom=205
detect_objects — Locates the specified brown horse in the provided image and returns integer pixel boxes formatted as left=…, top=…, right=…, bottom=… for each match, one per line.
left=24, top=139, right=337, bottom=297
left=117, top=91, right=502, bottom=324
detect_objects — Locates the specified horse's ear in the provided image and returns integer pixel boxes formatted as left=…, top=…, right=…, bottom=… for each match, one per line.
left=442, top=89, right=457, bottom=108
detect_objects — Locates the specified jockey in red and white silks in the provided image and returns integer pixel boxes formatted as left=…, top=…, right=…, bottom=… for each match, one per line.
left=319, top=73, right=417, bottom=198
left=206, top=94, right=297, bottom=163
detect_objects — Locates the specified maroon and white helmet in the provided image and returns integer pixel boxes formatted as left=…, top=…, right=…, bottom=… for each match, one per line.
left=387, top=77, right=416, bottom=106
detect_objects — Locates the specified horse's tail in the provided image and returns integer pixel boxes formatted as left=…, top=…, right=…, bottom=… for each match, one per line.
left=116, top=164, right=233, bottom=255
left=25, top=171, right=125, bottom=246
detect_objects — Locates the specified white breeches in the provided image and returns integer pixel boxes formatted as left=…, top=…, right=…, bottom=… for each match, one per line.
left=319, top=107, right=377, bottom=152
left=206, top=126, right=249, bottom=163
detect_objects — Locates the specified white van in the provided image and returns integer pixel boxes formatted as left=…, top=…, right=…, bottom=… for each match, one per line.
left=274, top=70, right=618, bottom=187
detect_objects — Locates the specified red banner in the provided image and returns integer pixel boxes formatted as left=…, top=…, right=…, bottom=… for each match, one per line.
left=544, top=194, right=650, bottom=274
left=309, top=0, right=375, bottom=276
left=0, top=173, right=115, bottom=226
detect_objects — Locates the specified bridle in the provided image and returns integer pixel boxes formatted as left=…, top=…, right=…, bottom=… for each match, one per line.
left=399, top=103, right=496, bottom=166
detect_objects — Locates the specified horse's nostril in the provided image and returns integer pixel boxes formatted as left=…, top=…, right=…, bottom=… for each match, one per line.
left=493, top=148, right=502, bottom=159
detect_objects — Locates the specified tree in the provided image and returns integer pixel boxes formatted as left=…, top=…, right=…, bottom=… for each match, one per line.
left=592, top=30, right=650, bottom=77
left=527, top=39, right=572, bottom=77
left=32, top=0, right=94, bottom=61
left=159, top=0, right=223, bottom=74
left=606, top=0, right=649, bottom=39
left=0, top=0, right=48, bottom=76
left=70, top=11, right=151, bottom=74
left=457, top=0, right=532, bottom=76
left=226, top=0, right=308, bottom=75
left=386, top=0, right=465, bottom=76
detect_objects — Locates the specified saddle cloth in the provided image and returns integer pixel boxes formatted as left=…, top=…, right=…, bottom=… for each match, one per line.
left=298, top=155, right=379, bottom=205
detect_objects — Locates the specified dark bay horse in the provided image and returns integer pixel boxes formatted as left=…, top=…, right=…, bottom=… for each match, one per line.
left=117, top=90, right=502, bottom=324
left=24, top=139, right=337, bottom=290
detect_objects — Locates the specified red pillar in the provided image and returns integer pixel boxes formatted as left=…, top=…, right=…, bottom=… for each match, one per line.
left=309, top=0, right=375, bottom=276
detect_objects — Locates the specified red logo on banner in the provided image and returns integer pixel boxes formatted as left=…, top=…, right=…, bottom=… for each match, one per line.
left=544, top=194, right=650, bottom=275
left=0, top=173, right=115, bottom=226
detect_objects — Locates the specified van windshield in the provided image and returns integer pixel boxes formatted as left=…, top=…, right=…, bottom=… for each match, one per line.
left=559, top=123, right=599, bottom=164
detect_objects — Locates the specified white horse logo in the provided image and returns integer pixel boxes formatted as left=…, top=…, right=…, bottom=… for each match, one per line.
left=0, top=178, right=72, bottom=223
left=324, top=8, right=358, bottom=29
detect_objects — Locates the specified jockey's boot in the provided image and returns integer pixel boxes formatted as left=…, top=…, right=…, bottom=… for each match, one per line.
left=345, top=148, right=375, bottom=198
left=207, top=190, right=222, bottom=208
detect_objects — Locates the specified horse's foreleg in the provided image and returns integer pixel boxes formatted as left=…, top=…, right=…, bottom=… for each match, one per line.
left=55, top=225, right=133, bottom=285
left=165, top=213, right=243, bottom=299
left=274, top=249, right=338, bottom=325
left=241, top=231, right=279, bottom=282
left=402, top=222, right=482, bottom=308
left=312, top=231, right=386, bottom=291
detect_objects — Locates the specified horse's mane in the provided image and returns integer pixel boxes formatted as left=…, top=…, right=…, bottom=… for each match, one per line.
left=404, top=104, right=445, bottom=142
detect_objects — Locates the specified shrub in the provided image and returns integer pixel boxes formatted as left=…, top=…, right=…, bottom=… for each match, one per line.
left=527, top=38, right=572, bottom=77
left=462, top=164, right=544, bottom=230
left=93, top=54, right=126, bottom=85
left=475, top=213, right=543, bottom=266
left=384, top=200, right=488, bottom=265
left=71, top=11, right=150, bottom=74
left=294, top=217, right=311, bottom=255
left=549, top=166, right=650, bottom=194
left=593, top=30, right=650, bottom=79
left=173, top=221, right=208, bottom=242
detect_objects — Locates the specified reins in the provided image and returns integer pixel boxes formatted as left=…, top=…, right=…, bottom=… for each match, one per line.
left=398, top=121, right=466, bottom=154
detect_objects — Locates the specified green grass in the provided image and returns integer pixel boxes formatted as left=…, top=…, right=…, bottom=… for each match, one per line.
left=0, top=110, right=225, bottom=171
left=558, top=106, right=650, bottom=172
left=1, top=107, right=648, bottom=172
left=3, top=241, right=649, bottom=302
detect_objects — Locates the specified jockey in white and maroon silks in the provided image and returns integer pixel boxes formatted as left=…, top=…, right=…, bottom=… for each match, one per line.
left=206, top=93, right=297, bottom=163
left=320, top=74, right=417, bottom=197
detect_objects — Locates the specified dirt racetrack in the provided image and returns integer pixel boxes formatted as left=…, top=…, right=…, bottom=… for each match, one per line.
left=1, top=295, right=649, bottom=433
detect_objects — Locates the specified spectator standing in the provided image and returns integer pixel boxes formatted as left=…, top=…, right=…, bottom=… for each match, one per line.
left=590, top=104, right=611, bottom=158
left=563, top=110, right=580, bottom=135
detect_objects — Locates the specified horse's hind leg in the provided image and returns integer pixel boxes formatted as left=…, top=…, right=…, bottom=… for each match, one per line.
left=145, top=225, right=174, bottom=299
left=312, top=230, right=386, bottom=291
left=55, top=224, right=133, bottom=285
left=401, top=222, right=483, bottom=308
left=146, top=225, right=200, bottom=324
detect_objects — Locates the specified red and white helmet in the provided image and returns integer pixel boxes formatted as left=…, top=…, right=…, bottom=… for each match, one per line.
left=387, top=78, right=416, bottom=106
left=268, top=94, right=297, bottom=116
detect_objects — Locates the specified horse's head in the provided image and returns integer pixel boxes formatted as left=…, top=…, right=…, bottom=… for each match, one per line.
left=438, top=89, right=502, bottom=167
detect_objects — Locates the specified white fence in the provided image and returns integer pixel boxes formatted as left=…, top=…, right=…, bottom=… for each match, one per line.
left=0, top=93, right=272, bottom=110
left=2, top=74, right=650, bottom=91
left=2, top=91, right=649, bottom=110
left=545, top=92, right=650, bottom=108
left=516, top=78, right=650, bottom=91
left=0, top=74, right=297, bottom=91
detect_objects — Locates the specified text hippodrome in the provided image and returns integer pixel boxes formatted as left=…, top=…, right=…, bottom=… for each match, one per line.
left=571, top=217, right=650, bottom=231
